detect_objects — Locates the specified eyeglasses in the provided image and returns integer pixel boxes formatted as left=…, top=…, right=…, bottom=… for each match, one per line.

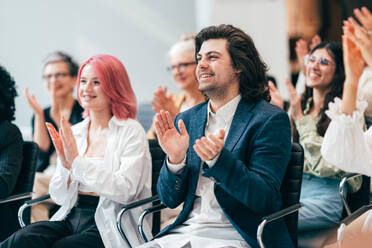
left=304, top=54, right=335, bottom=67
left=43, top=72, right=70, bottom=81
left=167, top=62, right=196, bottom=72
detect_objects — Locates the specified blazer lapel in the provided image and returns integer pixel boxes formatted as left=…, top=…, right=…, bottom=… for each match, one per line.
left=188, top=104, right=208, bottom=167
left=224, top=99, right=256, bottom=151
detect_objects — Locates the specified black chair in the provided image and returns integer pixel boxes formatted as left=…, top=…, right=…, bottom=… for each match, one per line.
left=116, top=139, right=165, bottom=247
left=257, top=143, right=304, bottom=248
left=0, top=141, right=39, bottom=231
left=118, top=142, right=305, bottom=248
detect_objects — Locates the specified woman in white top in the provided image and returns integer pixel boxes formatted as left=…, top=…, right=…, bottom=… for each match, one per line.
left=321, top=8, right=372, bottom=247
left=0, top=55, right=152, bottom=248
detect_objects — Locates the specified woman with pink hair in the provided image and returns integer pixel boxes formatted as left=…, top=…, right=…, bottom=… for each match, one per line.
left=0, top=55, right=152, bottom=248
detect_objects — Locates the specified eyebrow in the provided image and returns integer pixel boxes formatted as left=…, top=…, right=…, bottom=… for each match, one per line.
left=197, top=51, right=222, bottom=57
left=80, top=76, right=99, bottom=80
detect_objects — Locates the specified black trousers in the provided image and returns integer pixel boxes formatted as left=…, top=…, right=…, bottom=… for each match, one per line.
left=0, top=204, right=20, bottom=242
left=0, top=195, right=105, bottom=248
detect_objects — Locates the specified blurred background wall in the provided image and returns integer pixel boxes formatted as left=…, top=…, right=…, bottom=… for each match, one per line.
left=1, top=0, right=371, bottom=139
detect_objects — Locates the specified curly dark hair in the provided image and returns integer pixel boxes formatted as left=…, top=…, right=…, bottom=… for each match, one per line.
left=0, top=66, right=18, bottom=122
left=298, top=41, right=344, bottom=138
left=195, top=24, right=270, bottom=102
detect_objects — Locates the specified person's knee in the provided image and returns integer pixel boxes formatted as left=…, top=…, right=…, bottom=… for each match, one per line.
left=52, top=238, right=72, bottom=248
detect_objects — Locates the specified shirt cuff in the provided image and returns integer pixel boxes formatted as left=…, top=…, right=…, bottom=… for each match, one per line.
left=205, top=153, right=220, bottom=168
left=166, top=156, right=186, bottom=174
left=325, top=97, right=367, bottom=125
left=295, top=115, right=317, bottom=136
left=70, top=155, right=85, bottom=181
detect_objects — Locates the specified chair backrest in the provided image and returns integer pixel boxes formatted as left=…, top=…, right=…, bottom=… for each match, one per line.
left=345, top=175, right=370, bottom=215
left=12, top=141, right=39, bottom=195
left=280, top=143, right=304, bottom=247
left=148, top=139, right=166, bottom=235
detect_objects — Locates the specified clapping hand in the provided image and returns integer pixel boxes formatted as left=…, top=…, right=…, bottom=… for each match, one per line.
left=193, top=129, right=225, bottom=162
left=46, top=117, right=79, bottom=170
left=344, top=7, right=372, bottom=68
left=24, top=87, right=43, bottom=115
left=154, top=110, right=189, bottom=164
left=343, top=23, right=366, bottom=85
left=268, top=80, right=284, bottom=109
left=152, top=86, right=178, bottom=119
left=286, top=79, right=303, bottom=121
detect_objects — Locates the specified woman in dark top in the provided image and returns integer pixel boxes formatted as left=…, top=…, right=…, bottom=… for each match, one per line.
left=0, top=65, right=23, bottom=241
left=25, top=51, right=83, bottom=222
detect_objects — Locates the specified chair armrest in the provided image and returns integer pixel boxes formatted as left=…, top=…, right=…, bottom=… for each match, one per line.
left=138, top=203, right=167, bottom=243
left=116, top=195, right=160, bottom=248
left=339, top=173, right=362, bottom=216
left=257, top=202, right=303, bottom=248
left=341, top=204, right=372, bottom=226
left=0, top=192, right=32, bottom=205
left=18, top=194, right=51, bottom=228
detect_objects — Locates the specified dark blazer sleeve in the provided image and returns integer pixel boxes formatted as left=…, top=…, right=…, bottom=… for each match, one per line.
left=0, top=122, right=23, bottom=198
left=157, top=114, right=190, bottom=209
left=203, top=111, right=292, bottom=214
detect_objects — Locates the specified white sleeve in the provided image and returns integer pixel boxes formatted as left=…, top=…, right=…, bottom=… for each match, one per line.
left=49, top=158, right=78, bottom=206
left=321, top=97, right=372, bottom=176
left=70, top=123, right=152, bottom=205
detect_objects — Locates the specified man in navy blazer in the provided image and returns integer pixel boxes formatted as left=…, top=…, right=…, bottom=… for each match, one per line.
left=146, top=25, right=293, bottom=248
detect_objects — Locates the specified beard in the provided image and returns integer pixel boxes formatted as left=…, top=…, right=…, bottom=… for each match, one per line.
left=199, top=84, right=226, bottom=100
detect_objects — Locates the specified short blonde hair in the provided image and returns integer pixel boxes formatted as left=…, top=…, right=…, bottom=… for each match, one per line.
left=168, top=33, right=197, bottom=58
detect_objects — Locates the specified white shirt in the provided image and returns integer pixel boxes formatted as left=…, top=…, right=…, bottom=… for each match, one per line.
left=49, top=116, right=152, bottom=248
left=321, top=97, right=372, bottom=232
left=357, top=67, right=372, bottom=118
left=156, top=95, right=249, bottom=248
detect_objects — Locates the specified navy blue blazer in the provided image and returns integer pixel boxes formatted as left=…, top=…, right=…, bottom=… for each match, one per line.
left=156, top=98, right=293, bottom=248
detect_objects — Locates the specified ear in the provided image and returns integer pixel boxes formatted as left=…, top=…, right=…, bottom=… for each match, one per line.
left=235, top=67, right=242, bottom=74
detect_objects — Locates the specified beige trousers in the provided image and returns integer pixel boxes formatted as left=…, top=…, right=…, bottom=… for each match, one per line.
left=30, top=163, right=57, bottom=223
left=325, top=210, right=372, bottom=248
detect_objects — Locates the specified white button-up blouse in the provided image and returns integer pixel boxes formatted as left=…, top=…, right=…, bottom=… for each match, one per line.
left=49, top=116, right=152, bottom=248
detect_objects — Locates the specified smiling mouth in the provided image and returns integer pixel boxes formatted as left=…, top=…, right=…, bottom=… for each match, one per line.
left=199, top=73, right=214, bottom=79
left=82, top=95, right=96, bottom=101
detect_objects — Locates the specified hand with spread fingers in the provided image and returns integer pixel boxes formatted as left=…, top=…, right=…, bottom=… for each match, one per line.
left=286, top=79, right=303, bottom=121
left=309, top=34, right=322, bottom=51
left=344, top=17, right=372, bottom=68
left=341, top=25, right=366, bottom=115
left=152, top=86, right=178, bottom=119
left=154, top=110, right=189, bottom=164
left=354, top=7, right=372, bottom=30
left=24, top=87, right=43, bottom=115
left=45, top=122, right=70, bottom=170
left=193, top=129, right=225, bottom=162
left=268, top=80, right=284, bottom=109
left=58, top=116, right=78, bottom=165
left=342, top=27, right=366, bottom=86
left=295, top=39, right=309, bottom=73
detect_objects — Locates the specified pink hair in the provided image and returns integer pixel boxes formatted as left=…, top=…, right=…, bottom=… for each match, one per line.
left=76, top=55, right=137, bottom=120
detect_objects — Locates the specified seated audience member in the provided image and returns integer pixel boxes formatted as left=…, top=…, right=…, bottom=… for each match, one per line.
left=321, top=8, right=372, bottom=248
left=285, top=41, right=362, bottom=232
left=147, top=33, right=206, bottom=139
left=137, top=24, right=293, bottom=248
left=24, top=51, right=84, bottom=222
left=0, top=55, right=152, bottom=248
left=0, top=66, right=23, bottom=241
